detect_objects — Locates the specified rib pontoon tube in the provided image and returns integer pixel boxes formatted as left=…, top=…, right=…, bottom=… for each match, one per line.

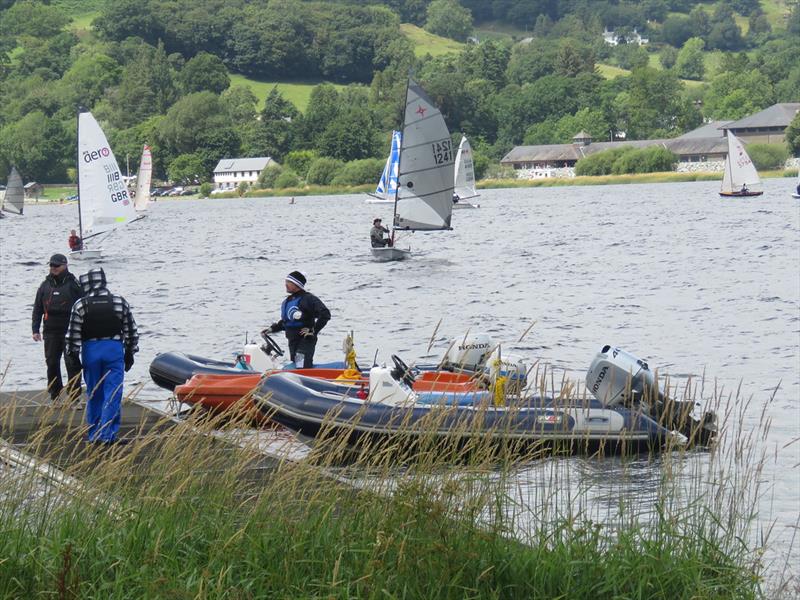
left=253, top=372, right=682, bottom=455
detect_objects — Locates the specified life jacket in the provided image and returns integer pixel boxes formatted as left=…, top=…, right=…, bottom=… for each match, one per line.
left=280, top=295, right=304, bottom=330
left=43, top=274, right=79, bottom=327
left=81, top=295, right=123, bottom=340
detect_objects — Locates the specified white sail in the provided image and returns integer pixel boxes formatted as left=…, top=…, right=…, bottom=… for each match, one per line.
left=133, top=144, right=152, bottom=211
left=375, top=131, right=401, bottom=199
left=78, top=111, right=137, bottom=237
left=453, top=135, right=478, bottom=200
left=721, top=132, right=761, bottom=194
left=2, top=166, right=24, bottom=215
left=393, top=78, right=454, bottom=231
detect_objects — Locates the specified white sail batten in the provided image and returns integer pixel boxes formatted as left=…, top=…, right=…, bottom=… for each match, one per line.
left=78, top=112, right=137, bottom=237
left=453, top=135, right=478, bottom=200
left=3, top=166, right=24, bottom=215
left=133, top=144, right=152, bottom=211
left=721, top=132, right=761, bottom=194
left=393, top=79, right=454, bottom=231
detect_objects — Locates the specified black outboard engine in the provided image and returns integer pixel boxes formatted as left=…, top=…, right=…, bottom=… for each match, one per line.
left=586, top=345, right=716, bottom=447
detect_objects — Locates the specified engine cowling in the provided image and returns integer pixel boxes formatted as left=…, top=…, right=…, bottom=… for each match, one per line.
left=586, top=345, right=661, bottom=407
left=443, top=333, right=494, bottom=371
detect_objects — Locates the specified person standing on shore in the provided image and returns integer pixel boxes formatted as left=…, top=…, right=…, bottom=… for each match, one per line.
left=65, top=268, right=138, bottom=444
left=264, top=271, right=330, bottom=368
left=31, top=253, right=84, bottom=404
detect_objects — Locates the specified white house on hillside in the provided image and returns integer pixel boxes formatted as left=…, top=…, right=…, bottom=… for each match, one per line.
left=213, top=157, right=275, bottom=191
left=603, top=28, right=649, bottom=46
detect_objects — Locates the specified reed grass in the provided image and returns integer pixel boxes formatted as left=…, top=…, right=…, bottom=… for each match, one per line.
left=0, top=372, right=791, bottom=598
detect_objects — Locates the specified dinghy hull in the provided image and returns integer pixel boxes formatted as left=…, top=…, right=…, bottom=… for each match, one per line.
left=254, top=372, right=682, bottom=456
left=371, top=247, right=410, bottom=261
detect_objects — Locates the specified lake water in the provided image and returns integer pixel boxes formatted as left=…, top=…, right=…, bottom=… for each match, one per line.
left=1, top=178, right=798, bottom=590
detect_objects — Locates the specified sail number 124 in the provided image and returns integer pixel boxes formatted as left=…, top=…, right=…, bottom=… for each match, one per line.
left=431, top=140, right=452, bottom=165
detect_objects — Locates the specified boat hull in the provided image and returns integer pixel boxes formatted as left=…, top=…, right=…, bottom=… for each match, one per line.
left=254, top=372, right=680, bottom=456
left=719, top=191, right=764, bottom=197
left=69, top=249, right=102, bottom=260
left=792, top=193, right=800, bottom=199
left=371, top=247, right=410, bottom=262
left=452, top=202, right=479, bottom=209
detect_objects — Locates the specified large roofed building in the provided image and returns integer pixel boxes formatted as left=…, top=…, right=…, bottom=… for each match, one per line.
left=501, top=103, right=799, bottom=179
left=213, top=157, right=275, bottom=191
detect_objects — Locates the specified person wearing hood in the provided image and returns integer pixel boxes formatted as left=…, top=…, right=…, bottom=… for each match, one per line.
left=31, top=253, right=84, bottom=403
left=65, top=268, right=138, bottom=444
left=264, top=271, right=330, bottom=368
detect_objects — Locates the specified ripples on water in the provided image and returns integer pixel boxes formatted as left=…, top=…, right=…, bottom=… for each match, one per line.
left=1, top=179, right=798, bottom=587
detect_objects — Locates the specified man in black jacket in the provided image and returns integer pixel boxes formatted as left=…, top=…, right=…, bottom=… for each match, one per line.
left=31, top=253, right=83, bottom=403
left=265, top=271, right=331, bottom=368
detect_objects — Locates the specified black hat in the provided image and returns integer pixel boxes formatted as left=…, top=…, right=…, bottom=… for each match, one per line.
left=49, top=253, right=68, bottom=266
left=286, top=270, right=306, bottom=290
left=373, top=218, right=382, bottom=224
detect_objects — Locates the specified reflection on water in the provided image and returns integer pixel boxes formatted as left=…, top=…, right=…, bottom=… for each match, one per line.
left=1, top=179, right=798, bottom=588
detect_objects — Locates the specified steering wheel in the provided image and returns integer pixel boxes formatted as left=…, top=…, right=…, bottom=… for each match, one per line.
left=390, top=354, right=416, bottom=388
left=260, top=331, right=284, bottom=357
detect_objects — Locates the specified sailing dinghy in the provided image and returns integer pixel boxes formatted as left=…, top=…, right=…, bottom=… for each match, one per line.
left=366, top=130, right=400, bottom=204
left=719, top=132, right=763, bottom=198
left=2, top=166, right=24, bottom=216
left=71, top=110, right=141, bottom=259
left=133, top=144, right=152, bottom=211
left=371, top=78, right=455, bottom=262
left=792, top=166, right=799, bottom=199
left=452, top=135, right=480, bottom=209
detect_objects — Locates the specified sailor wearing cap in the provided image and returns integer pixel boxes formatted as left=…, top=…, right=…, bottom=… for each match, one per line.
left=31, top=254, right=84, bottom=404
left=370, top=218, right=391, bottom=248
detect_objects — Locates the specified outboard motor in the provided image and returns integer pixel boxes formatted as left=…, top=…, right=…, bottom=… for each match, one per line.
left=442, top=333, right=495, bottom=371
left=483, top=347, right=528, bottom=394
left=586, top=345, right=662, bottom=408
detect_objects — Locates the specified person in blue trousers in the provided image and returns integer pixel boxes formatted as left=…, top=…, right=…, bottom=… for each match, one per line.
left=65, top=268, right=138, bottom=444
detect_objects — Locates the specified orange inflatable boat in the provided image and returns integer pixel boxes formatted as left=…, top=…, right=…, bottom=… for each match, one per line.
left=175, top=368, right=481, bottom=425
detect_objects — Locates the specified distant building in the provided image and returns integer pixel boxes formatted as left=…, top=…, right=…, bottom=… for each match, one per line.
left=23, top=182, right=43, bottom=199
left=501, top=103, right=799, bottom=179
left=212, top=157, right=275, bottom=191
left=722, top=102, right=800, bottom=145
left=603, top=28, right=649, bottom=46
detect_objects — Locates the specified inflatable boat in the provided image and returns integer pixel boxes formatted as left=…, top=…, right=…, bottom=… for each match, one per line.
left=252, top=347, right=716, bottom=455
left=175, top=366, right=481, bottom=423
left=253, top=367, right=682, bottom=455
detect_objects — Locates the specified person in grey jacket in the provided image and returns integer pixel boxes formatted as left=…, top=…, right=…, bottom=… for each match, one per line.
left=31, top=253, right=83, bottom=403
left=65, top=268, right=138, bottom=444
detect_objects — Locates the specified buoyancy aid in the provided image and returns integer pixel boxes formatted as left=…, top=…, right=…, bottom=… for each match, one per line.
left=281, top=295, right=305, bottom=330
left=82, top=295, right=123, bottom=340
left=41, top=273, right=81, bottom=332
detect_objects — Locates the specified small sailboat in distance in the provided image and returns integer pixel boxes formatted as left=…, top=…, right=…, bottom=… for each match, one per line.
left=2, top=166, right=24, bottom=216
left=371, top=77, right=455, bottom=262
left=71, top=110, right=142, bottom=260
left=133, top=144, right=152, bottom=211
left=452, top=135, right=480, bottom=209
left=720, top=131, right=763, bottom=198
left=792, top=166, right=800, bottom=199
left=366, top=130, right=401, bottom=204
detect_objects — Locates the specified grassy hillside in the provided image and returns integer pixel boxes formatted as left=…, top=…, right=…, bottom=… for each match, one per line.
left=400, top=24, right=465, bottom=57
left=228, top=75, right=349, bottom=112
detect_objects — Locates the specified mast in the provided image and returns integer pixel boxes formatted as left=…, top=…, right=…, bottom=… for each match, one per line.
left=76, top=107, right=83, bottom=240
left=390, top=76, right=411, bottom=246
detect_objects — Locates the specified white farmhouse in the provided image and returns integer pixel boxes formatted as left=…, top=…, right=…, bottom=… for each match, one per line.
left=212, top=157, right=275, bottom=191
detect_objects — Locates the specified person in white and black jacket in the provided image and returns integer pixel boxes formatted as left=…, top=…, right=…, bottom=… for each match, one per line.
left=31, top=253, right=84, bottom=403
left=264, top=271, right=330, bottom=368
left=65, top=268, right=138, bottom=444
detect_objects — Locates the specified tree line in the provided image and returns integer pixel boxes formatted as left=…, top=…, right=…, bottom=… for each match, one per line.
left=0, top=0, right=798, bottom=184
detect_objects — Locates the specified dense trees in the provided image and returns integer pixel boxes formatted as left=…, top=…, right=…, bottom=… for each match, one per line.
left=0, top=0, right=795, bottom=184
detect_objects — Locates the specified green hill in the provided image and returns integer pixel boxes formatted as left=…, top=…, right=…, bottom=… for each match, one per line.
left=228, top=75, right=348, bottom=112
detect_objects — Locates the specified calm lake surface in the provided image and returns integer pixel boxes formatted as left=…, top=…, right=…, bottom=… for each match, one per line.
left=1, top=178, right=798, bottom=589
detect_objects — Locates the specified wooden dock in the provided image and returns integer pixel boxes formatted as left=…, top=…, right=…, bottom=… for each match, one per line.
left=0, top=389, right=301, bottom=488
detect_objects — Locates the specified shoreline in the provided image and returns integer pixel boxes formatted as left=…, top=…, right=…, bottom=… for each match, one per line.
left=24, top=168, right=799, bottom=203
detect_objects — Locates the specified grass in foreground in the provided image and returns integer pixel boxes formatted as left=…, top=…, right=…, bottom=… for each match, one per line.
left=0, top=371, right=784, bottom=599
